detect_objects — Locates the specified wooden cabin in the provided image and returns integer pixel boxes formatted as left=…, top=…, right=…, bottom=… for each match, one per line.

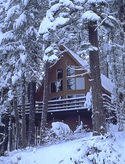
left=35, top=45, right=115, bottom=130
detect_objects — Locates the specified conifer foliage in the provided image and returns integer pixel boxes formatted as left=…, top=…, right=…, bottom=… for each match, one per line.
left=0, top=0, right=124, bottom=154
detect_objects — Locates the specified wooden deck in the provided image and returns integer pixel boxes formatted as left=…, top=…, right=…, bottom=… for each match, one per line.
left=18, top=94, right=116, bottom=115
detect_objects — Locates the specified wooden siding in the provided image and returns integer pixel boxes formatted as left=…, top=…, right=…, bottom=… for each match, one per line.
left=36, top=51, right=90, bottom=101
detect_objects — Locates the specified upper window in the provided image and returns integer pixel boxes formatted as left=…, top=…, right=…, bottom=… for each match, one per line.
left=67, top=66, right=75, bottom=76
left=76, top=77, right=85, bottom=90
left=66, top=66, right=85, bottom=91
left=67, top=78, right=75, bottom=90
left=57, top=80, right=63, bottom=91
left=57, top=68, right=63, bottom=79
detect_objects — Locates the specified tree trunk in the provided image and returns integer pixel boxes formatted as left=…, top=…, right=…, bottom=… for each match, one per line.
left=7, top=105, right=13, bottom=151
left=122, top=54, right=125, bottom=130
left=118, top=51, right=125, bottom=131
left=13, top=93, right=20, bottom=149
left=22, top=74, right=27, bottom=148
left=118, top=0, right=125, bottom=131
left=40, top=60, right=49, bottom=141
left=88, top=21, right=106, bottom=135
left=28, top=81, right=36, bottom=146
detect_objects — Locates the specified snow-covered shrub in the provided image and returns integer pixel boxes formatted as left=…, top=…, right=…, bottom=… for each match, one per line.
left=43, top=122, right=73, bottom=143
left=51, top=122, right=73, bottom=139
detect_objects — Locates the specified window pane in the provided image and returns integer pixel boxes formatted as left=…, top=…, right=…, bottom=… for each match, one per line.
left=51, top=82, right=56, bottom=93
left=57, top=80, right=63, bottom=91
left=76, top=77, right=85, bottom=90
left=67, top=66, right=75, bottom=76
left=57, top=68, right=63, bottom=79
left=67, top=78, right=75, bottom=90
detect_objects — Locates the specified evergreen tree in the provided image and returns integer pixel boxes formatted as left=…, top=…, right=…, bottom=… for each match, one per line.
left=39, top=0, right=108, bottom=135
left=0, top=0, right=45, bottom=147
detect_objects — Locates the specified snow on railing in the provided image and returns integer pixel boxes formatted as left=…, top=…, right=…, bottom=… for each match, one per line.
left=18, top=94, right=116, bottom=115
left=18, top=96, right=86, bottom=114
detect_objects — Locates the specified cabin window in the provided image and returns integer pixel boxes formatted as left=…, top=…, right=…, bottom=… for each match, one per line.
left=57, top=80, right=63, bottom=91
left=57, top=68, right=63, bottom=79
left=76, top=77, right=85, bottom=90
left=67, top=78, right=75, bottom=90
left=67, top=77, right=85, bottom=91
left=51, top=82, right=56, bottom=93
left=51, top=80, right=63, bottom=93
left=67, top=66, right=75, bottom=76
left=67, top=66, right=85, bottom=91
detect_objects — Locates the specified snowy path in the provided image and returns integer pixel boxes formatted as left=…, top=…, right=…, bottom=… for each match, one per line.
left=0, top=138, right=83, bottom=164
left=0, top=127, right=125, bottom=164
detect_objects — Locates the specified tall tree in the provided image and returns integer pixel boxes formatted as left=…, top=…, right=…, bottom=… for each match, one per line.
left=88, top=21, right=106, bottom=135
left=39, top=0, right=108, bottom=135
left=106, top=0, right=125, bottom=131
left=21, top=73, right=27, bottom=148
left=0, top=0, right=45, bottom=147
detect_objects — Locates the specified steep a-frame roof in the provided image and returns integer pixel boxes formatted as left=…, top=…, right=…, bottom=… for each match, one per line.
left=63, top=45, right=90, bottom=72
left=60, top=45, right=115, bottom=94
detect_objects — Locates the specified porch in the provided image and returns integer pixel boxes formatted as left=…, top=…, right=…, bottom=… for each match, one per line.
left=18, top=94, right=116, bottom=115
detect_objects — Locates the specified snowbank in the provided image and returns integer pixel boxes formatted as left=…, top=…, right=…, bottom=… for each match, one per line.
left=0, top=125, right=124, bottom=164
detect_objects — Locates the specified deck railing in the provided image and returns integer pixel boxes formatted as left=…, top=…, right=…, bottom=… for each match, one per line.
left=18, top=94, right=116, bottom=115
left=18, top=96, right=86, bottom=115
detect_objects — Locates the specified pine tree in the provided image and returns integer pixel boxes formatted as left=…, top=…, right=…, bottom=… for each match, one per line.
left=0, top=0, right=45, bottom=147
left=39, top=0, right=108, bottom=135
left=88, top=21, right=106, bottom=135
left=105, top=0, right=125, bottom=131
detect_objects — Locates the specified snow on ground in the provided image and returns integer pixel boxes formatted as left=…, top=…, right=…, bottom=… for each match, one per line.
left=0, top=124, right=125, bottom=164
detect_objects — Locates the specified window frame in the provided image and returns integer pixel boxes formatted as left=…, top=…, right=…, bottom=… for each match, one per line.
left=57, top=68, right=63, bottom=80
left=66, top=66, right=85, bottom=91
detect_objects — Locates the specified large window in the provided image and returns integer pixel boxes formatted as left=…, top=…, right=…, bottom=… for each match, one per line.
left=67, top=77, right=85, bottom=90
left=67, top=66, right=85, bottom=90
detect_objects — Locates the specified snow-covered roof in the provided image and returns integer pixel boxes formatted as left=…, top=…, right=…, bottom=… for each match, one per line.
left=63, top=45, right=115, bottom=94
left=101, top=74, right=115, bottom=94
left=63, top=45, right=90, bottom=72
